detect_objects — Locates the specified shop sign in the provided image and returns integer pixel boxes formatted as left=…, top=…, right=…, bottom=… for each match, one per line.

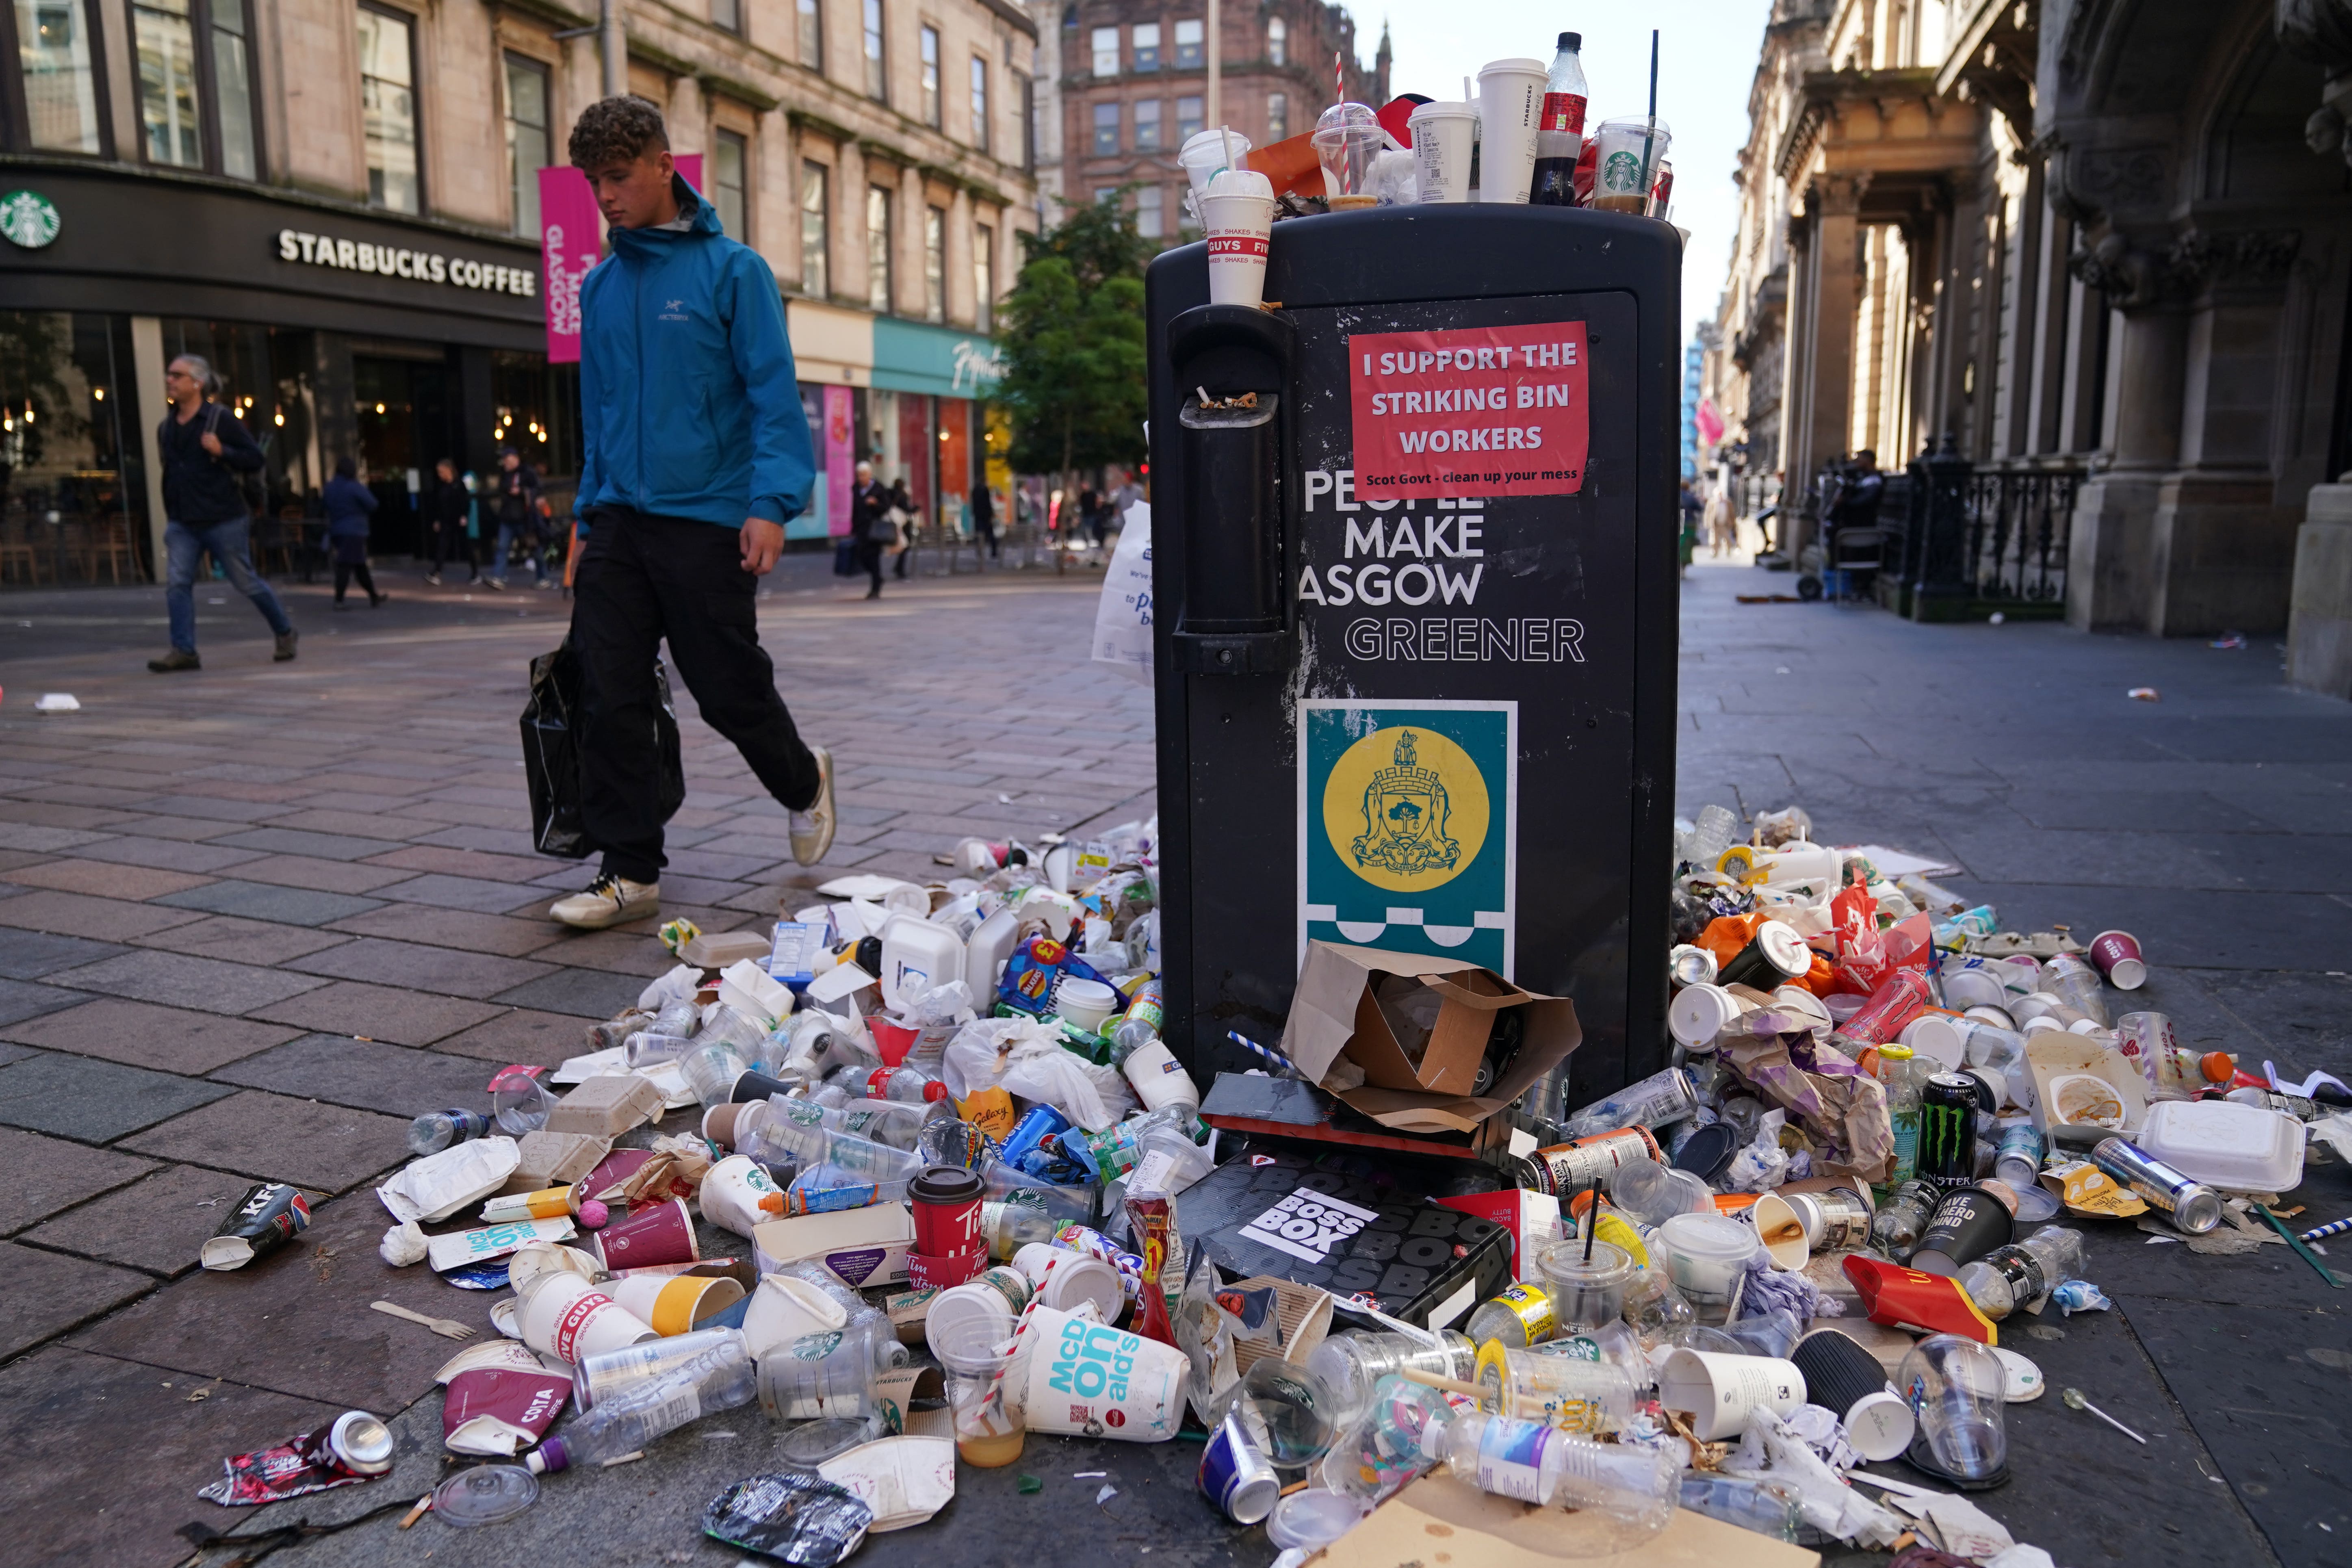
left=274, top=228, right=538, bottom=296
left=0, top=189, right=61, bottom=249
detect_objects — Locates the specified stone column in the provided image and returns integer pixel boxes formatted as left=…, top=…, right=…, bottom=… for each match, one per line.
left=2066, top=301, right=2186, bottom=631
left=2289, top=482, right=2352, bottom=698
left=946, top=185, right=975, bottom=325
left=900, top=164, right=927, bottom=317
left=1783, top=172, right=1866, bottom=561
left=839, top=139, right=869, bottom=309
left=668, top=75, right=706, bottom=162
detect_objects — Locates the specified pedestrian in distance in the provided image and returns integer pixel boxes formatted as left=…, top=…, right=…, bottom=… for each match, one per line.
left=887, top=475, right=915, bottom=580
left=323, top=455, right=387, bottom=609
left=850, top=460, right=891, bottom=600
left=486, top=446, right=547, bottom=590
left=147, top=354, right=297, bottom=672
left=549, top=94, right=837, bottom=932
left=969, top=477, right=997, bottom=561
left=423, top=457, right=479, bottom=586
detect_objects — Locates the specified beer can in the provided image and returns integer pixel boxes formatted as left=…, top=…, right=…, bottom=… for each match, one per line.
left=1668, top=944, right=1719, bottom=988
left=326, top=1410, right=395, bottom=1474
left=199, top=1182, right=314, bottom=1272
left=1915, top=1074, right=1981, bottom=1183
left=1199, top=1413, right=1281, bottom=1525
left=1526, top=1127, right=1663, bottom=1197
left=2091, top=1137, right=2223, bottom=1235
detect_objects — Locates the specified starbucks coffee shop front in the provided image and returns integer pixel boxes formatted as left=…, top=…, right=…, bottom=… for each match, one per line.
left=0, top=162, right=554, bottom=582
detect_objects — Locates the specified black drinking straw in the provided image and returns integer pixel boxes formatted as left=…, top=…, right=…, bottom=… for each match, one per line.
left=1583, top=1178, right=1600, bottom=1262
left=1641, top=30, right=1660, bottom=203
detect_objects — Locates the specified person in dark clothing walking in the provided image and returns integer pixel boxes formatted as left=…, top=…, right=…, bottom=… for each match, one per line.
left=423, top=458, right=479, bottom=585
left=487, top=448, right=547, bottom=590
left=969, top=479, right=997, bottom=560
left=550, top=95, right=837, bottom=931
left=322, top=456, right=386, bottom=609
left=849, top=461, right=890, bottom=600
left=887, top=477, right=915, bottom=579
left=147, top=354, right=297, bottom=671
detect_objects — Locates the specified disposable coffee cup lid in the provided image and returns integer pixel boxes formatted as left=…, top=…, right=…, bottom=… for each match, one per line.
left=1408, top=100, right=1479, bottom=122
left=1845, top=1390, right=1915, bottom=1462
left=1993, top=1346, right=2045, bottom=1402
left=1671, top=1123, right=1738, bottom=1183
left=1478, top=56, right=1548, bottom=74
left=1756, top=922, right=1812, bottom=978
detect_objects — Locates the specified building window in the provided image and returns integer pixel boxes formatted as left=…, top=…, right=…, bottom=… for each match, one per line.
left=867, top=183, right=892, bottom=311
left=712, top=127, right=747, bottom=238
left=1267, top=15, right=1284, bottom=65
left=1175, top=93, right=1201, bottom=141
left=974, top=220, right=993, bottom=332
left=919, top=24, right=939, bottom=127
left=862, top=0, right=884, bottom=100
left=797, top=0, right=820, bottom=68
left=15, top=0, right=106, bottom=152
left=1130, top=21, right=1158, bottom=71
left=1092, top=184, right=1115, bottom=205
left=923, top=204, right=945, bottom=321
left=1133, top=97, right=1162, bottom=152
left=969, top=54, right=987, bottom=152
left=209, top=0, right=252, bottom=176
left=1136, top=184, right=1161, bottom=239
left=1090, top=99, right=1116, bottom=155
left=355, top=4, right=417, bottom=213
left=1089, top=24, right=1116, bottom=76
left=801, top=161, right=830, bottom=296
left=711, top=0, right=738, bottom=35
left=131, top=0, right=199, bottom=166
left=503, top=54, right=548, bottom=237
left=1266, top=89, right=1285, bottom=140
left=1174, top=17, right=1201, bottom=68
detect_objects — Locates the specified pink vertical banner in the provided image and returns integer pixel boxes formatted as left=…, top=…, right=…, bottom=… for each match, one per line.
left=538, top=156, right=704, bottom=365
left=824, top=385, right=855, bottom=537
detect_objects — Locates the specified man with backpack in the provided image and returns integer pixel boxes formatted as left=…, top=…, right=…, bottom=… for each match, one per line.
left=547, top=94, right=837, bottom=930
left=147, top=354, right=297, bottom=672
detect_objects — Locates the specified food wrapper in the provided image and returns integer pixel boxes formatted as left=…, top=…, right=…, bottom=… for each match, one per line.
left=1717, top=1028, right=1892, bottom=1184
left=616, top=1134, right=715, bottom=1206
left=702, top=1472, right=872, bottom=1565
left=376, top=1136, right=521, bottom=1224
left=2041, top=1159, right=2147, bottom=1218
left=197, top=1423, right=383, bottom=1507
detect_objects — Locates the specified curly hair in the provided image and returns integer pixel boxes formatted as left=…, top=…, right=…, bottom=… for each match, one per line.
left=568, top=95, right=669, bottom=169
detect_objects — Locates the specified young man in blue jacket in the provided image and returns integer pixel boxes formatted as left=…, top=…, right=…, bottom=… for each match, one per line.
left=549, top=95, right=836, bottom=930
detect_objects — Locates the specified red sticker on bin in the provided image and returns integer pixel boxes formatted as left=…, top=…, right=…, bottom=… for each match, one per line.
left=1348, top=320, right=1591, bottom=500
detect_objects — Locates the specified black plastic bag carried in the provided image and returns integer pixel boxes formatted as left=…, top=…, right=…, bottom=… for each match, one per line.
left=520, top=638, right=685, bottom=859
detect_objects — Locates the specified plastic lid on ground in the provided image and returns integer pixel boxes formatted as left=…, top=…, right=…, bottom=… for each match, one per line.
left=775, top=1416, right=880, bottom=1468
left=1266, top=1487, right=1369, bottom=1551
left=434, top=1465, right=539, bottom=1528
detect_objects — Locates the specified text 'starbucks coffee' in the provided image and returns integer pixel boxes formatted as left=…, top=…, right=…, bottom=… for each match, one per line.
left=1916, top=1074, right=1981, bottom=1182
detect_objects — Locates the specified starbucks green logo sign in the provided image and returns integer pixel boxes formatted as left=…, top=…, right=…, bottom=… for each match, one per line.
left=0, top=190, right=60, bottom=249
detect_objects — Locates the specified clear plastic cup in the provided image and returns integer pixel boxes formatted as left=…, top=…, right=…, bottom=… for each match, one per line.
left=1621, top=1265, right=1696, bottom=1346
left=1656, top=1212, right=1758, bottom=1325
left=1897, top=1334, right=2007, bottom=1480
left=1195, top=1357, right=1340, bottom=1473
left=1311, top=102, right=1385, bottom=208
left=1606, top=1157, right=1711, bottom=1227
left=1589, top=117, right=1672, bottom=214
left=2042, top=953, right=2108, bottom=1026
left=1473, top=1342, right=1637, bottom=1435
left=930, top=1313, right=1024, bottom=1468
left=1305, top=1330, right=1474, bottom=1428
left=1177, top=127, right=1252, bottom=198
left=1533, top=1240, right=1635, bottom=1333
left=680, top=1041, right=750, bottom=1108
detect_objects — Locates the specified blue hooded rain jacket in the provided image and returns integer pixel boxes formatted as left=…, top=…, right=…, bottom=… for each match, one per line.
left=577, top=175, right=814, bottom=528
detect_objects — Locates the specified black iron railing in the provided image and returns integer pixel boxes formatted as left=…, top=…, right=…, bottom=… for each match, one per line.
left=1964, top=466, right=2079, bottom=603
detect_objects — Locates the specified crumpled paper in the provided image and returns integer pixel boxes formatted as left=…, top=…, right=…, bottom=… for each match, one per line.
left=1718, top=1028, right=1893, bottom=1184
left=1721, top=1409, right=1905, bottom=1548
left=379, top=1220, right=428, bottom=1267
left=615, top=1134, right=716, bottom=1205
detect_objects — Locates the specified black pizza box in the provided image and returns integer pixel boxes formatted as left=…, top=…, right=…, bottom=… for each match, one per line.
left=1175, top=1147, right=1514, bottom=1331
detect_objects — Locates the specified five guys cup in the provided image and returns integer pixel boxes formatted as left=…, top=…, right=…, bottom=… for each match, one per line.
left=1201, top=168, right=1277, bottom=306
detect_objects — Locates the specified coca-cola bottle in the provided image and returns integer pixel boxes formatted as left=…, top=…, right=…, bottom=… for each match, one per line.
left=1531, top=33, right=1589, bottom=206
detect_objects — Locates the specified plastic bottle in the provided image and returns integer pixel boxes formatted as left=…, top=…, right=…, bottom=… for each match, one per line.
left=1318, top=1373, right=1458, bottom=1501
left=1108, top=976, right=1164, bottom=1062
left=1956, top=1225, right=2084, bottom=1320
left=1463, top=1282, right=1556, bottom=1350
left=528, top=1336, right=756, bottom=1473
left=741, top=1104, right=923, bottom=1185
left=1424, top=1411, right=1678, bottom=1532
left=1307, top=1331, right=1477, bottom=1426
left=1689, top=805, right=1740, bottom=870
left=1869, top=1179, right=1938, bottom=1262
left=1530, top=32, right=1590, bottom=206
left=979, top=1199, right=1064, bottom=1261
left=1677, top=1473, right=1803, bottom=1541
left=623, top=1031, right=695, bottom=1069
left=812, top=1095, right=941, bottom=1150
left=857, top=1065, right=950, bottom=1104
left=407, top=1108, right=491, bottom=1156
left=1878, top=1044, right=1922, bottom=1182
left=1560, top=1068, right=1697, bottom=1141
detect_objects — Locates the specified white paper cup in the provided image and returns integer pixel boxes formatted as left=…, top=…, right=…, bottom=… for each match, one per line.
left=1747, top=1192, right=1810, bottom=1270
left=700, top=1153, right=783, bottom=1240
left=923, top=1267, right=1036, bottom=1363
left=1407, top=101, right=1478, bottom=204
left=1475, top=58, right=1548, bottom=204
left=1123, top=1040, right=1201, bottom=1112
left=1053, top=978, right=1118, bottom=1034
left=741, top=1272, right=851, bottom=1360
left=1658, top=1348, right=1807, bottom=1441
left=1012, top=1242, right=1127, bottom=1321
left=1012, top=1303, right=1189, bottom=1442
left=520, top=1272, right=659, bottom=1364
left=1200, top=178, right=1277, bottom=308
left=609, top=1273, right=747, bottom=1336
left=1668, top=982, right=1739, bottom=1049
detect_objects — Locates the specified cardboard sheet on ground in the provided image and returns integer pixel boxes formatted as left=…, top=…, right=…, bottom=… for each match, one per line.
left=1278, top=942, right=1581, bottom=1134
left=1345, top=1477, right=1819, bottom=1566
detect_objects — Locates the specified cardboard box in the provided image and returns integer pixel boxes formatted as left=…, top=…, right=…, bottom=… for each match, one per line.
left=1349, top=1474, right=1819, bottom=1568
left=2028, top=1034, right=2146, bottom=1136
left=1434, top=1188, right=1560, bottom=1282
left=1278, top=942, right=1582, bottom=1135
left=753, top=1205, right=916, bottom=1289
left=544, top=1075, right=665, bottom=1138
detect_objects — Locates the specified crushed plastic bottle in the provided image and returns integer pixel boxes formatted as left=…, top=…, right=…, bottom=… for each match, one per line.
left=406, top=1108, right=491, bottom=1157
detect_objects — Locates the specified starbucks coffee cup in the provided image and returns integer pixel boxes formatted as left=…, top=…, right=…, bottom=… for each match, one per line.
left=1474, top=58, right=1547, bottom=203
left=700, top=1154, right=783, bottom=1240
left=741, top=1272, right=850, bottom=1361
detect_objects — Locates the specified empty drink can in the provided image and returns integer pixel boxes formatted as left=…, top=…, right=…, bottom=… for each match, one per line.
left=2091, top=1138, right=2222, bottom=1235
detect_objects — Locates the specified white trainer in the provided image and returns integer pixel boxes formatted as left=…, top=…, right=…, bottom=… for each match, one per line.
left=549, top=872, right=659, bottom=930
left=789, top=746, right=837, bottom=865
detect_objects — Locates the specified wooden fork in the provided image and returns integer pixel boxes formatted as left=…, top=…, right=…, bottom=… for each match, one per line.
left=372, top=1299, right=477, bottom=1340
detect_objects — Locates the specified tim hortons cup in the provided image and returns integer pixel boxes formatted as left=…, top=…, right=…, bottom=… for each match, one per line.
left=608, top=1272, right=747, bottom=1337
left=1015, top=1302, right=1189, bottom=1442
left=520, top=1271, right=659, bottom=1364
left=1200, top=170, right=1277, bottom=308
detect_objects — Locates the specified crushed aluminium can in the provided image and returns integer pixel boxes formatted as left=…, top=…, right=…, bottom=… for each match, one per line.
left=199, top=1182, right=312, bottom=1272
left=198, top=1411, right=395, bottom=1506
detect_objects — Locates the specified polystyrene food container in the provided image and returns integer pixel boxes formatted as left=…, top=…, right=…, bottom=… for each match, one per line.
left=2136, top=1099, right=2304, bottom=1194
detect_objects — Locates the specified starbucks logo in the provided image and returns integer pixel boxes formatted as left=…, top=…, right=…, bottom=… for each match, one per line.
left=0, top=190, right=60, bottom=249
left=1600, top=151, right=1643, bottom=195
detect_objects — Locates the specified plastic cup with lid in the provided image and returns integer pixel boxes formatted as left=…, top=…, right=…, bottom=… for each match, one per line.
left=1407, top=100, right=1479, bottom=204
left=1606, top=1156, right=1712, bottom=1228
left=1178, top=127, right=1253, bottom=196
left=1311, top=102, right=1385, bottom=208
left=1656, top=1211, right=1759, bottom=1324
left=1534, top=1238, right=1635, bottom=1334
left=1590, top=117, right=1673, bottom=213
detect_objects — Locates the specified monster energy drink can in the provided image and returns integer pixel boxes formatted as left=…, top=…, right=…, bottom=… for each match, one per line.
left=1916, top=1074, right=1981, bottom=1184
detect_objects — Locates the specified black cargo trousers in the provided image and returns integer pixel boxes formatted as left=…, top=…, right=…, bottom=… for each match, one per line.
left=572, top=505, right=822, bottom=884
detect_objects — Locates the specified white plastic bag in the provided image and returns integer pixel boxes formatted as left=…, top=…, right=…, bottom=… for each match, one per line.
left=1090, top=501, right=1153, bottom=683
left=941, top=1016, right=1115, bottom=1130
left=377, top=1136, right=520, bottom=1224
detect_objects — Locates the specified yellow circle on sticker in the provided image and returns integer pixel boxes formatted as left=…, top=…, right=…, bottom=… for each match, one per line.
left=1321, top=724, right=1488, bottom=894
